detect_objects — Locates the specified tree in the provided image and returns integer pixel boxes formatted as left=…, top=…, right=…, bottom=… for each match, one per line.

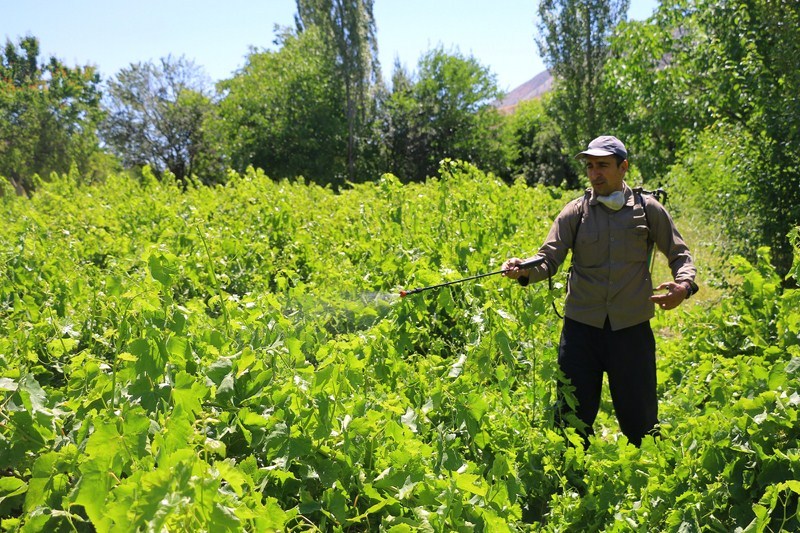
left=601, top=12, right=699, bottom=182
left=378, top=60, right=420, bottom=181
left=536, top=0, right=629, bottom=154
left=214, top=27, right=347, bottom=184
left=101, top=56, right=216, bottom=183
left=380, top=47, right=508, bottom=182
left=694, top=0, right=800, bottom=275
left=506, top=97, right=580, bottom=188
left=606, top=0, right=800, bottom=274
left=295, top=0, right=381, bottom=181
left=0, top=36, right=105, bottom=193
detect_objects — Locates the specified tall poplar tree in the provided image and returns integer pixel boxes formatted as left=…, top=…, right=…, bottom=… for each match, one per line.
left=295, top=0, right=380, bottom=182
left=536, top=0, right=628, bottom=153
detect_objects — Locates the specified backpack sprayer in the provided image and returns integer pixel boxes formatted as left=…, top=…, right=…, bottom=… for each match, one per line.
left=399, top=257, right=546, bottom=297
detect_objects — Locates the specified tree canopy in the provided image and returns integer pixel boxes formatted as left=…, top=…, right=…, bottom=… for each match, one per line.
left=215, top=28, right=348, bottom=184
left=605, top=0, right=800, bottom=273
left=295, top=0, right=381, bottom=182
left=380, top=47, right=507, bottom=182
left=101, top=56, right=216, bottom=183
left=0, top=36, right=104, bottom=193
left=536, top=0, right=629, bottom=154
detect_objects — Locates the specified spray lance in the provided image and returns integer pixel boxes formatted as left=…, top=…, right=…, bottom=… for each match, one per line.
left=399, top=256, right=546, bottom=297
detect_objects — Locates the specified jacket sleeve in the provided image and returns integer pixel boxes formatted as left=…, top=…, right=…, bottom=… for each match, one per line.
left=524, top=197, right=583, bottom=284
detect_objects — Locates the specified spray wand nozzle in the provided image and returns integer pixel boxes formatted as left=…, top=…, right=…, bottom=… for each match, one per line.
left=399, top=256, right=545, bottom=297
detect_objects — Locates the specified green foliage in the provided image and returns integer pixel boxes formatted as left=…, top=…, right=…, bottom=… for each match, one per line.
left=605, top=5, right=707, bottom=182
left=605, top=0, right=800, bottom=274
left=2, top=163, right=800, bottom=530
left=505, top=97, right=580, bottom=188
left=101, top=55, right=219, bottom=184
left=536, top=0, right=630, bottom=154
left=215, top=27, right=348, bottom=186
left=667, top=122, right=759, bottom=265
left=692, top=0, right=800, bottom=275
left=0, top=36, right=105, bottom=193
left=380, top=48, right=508, bottom=182
left=295, top=0, right=381, bottom=182
left=791, top=228, right=800, bottom=285
left=682, top=247, right=798, bottom=359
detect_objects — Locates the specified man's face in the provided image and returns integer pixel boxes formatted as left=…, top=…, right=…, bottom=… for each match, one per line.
left=584, top=155, right=628, bottom=196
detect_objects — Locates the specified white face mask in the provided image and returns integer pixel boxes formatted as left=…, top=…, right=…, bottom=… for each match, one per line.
left=597, top=190, right=625, bottom=211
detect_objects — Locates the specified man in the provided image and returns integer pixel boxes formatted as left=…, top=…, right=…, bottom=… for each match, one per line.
left=502, top=135, right=697, bottom=447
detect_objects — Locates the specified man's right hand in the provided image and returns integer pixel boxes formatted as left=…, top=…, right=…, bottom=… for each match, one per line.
left=502, top=257, right=525, bottom=279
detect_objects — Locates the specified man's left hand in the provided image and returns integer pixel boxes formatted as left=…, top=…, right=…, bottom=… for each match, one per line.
left=650, top=281, right=689, bottom=310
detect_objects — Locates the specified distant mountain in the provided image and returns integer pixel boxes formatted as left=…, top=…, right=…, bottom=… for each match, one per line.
left=494, top=69, right=553, bottom=114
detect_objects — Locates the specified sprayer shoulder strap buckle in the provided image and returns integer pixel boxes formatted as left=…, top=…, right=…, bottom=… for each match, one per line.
left=632, top=188, right=650, bottom=230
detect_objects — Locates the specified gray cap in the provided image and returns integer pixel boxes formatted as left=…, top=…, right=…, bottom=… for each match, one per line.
left=576, top=135, right=627, bottom=160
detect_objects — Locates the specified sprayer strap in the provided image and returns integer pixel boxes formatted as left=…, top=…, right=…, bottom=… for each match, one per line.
left=547, top=261, right=564, bottom=319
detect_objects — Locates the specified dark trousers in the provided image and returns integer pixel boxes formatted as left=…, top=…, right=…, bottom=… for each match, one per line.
left=556, top=317, right=659, bottom=447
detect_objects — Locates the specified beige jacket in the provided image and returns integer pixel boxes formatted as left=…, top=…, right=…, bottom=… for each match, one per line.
left=526, top=183, right=696, bottom=330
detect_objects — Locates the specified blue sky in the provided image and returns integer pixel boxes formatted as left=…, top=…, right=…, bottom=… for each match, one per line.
left=3, top=0, right=658, bottom=93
